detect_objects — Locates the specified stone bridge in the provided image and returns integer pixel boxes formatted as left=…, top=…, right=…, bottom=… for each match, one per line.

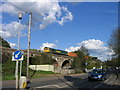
left=51, top=54, right=74, bottom=74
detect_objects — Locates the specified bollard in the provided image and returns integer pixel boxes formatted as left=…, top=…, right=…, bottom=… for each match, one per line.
left=19, top=76, right=27, bottom=89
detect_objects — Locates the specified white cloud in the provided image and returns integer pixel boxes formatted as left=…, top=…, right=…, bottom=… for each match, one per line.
left=40, top=42, right=57, bottom=51
left=78, top=39, right=104, bottom=50
left=65, top=46, right=80, bottom=52
left=65, top=39, right=114, bottom=61
left=9, top=42, right=17, bottom=48
left=0, top=21, right=27, bottom=39
left=1, top=0, right=73, bottom=30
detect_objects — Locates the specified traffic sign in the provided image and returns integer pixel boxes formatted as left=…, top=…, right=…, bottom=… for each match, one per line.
left=14, top=50, right=22, bottom=59
left=12, top=51, right=23, bottom=61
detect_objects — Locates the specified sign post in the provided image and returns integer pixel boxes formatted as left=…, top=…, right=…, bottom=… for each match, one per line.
left=15, top=61, right=19, bottom=89
left=12, top=50, right=23, bottom=89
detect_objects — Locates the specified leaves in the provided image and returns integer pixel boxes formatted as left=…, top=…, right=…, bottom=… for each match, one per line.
left=30, top=53, right=54, bottom=65
left=0, top=36, right=11, bottom=48
left=108, top=29, right=120, bottom=67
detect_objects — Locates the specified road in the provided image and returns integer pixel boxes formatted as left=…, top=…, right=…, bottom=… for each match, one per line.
left=2, top=71, right=120, bottom=90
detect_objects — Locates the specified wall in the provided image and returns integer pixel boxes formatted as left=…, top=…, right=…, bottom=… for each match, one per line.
left=29, top=65, right=54, bottom=72
left=61, top=69, right=75, bottom=74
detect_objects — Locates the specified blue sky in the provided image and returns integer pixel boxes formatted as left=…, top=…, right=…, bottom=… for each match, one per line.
left=1, top=1, right=118, bottom=60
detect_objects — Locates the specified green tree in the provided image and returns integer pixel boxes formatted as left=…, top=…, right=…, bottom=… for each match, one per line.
left=0, top=36, right=11, bottom=48
left=71, top=57, right=83, bottom=73
left=30, top=53, right=54, bottom=65
left=72, top=49, right=86, bottom=72
left=108, top=29, right=120, bottom=67
left=80, top=46, right=89, bottom=56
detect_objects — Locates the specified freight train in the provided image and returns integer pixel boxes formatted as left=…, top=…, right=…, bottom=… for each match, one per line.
left=44, top=47, right=77, bottom=57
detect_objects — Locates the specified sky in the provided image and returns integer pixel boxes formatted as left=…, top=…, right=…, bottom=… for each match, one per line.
left=0, top=0, right=119, bottom=61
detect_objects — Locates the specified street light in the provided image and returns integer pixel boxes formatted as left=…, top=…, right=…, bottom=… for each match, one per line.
left=18, top=13, right=23, bottom=78
left=15, top=12, right=22, bottom=89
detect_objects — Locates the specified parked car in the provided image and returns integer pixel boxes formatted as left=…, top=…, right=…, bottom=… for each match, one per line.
left=88, top=69, right=106, bottom=81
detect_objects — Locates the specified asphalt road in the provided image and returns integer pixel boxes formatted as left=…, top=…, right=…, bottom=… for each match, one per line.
left=2, top=71, right=120, bottom=90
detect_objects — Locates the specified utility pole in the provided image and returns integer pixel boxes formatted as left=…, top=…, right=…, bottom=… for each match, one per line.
left=27, top=13, right=32, bottom=81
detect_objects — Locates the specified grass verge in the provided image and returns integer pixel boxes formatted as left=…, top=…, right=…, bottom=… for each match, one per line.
left=2, top=70, right=55, bottom=80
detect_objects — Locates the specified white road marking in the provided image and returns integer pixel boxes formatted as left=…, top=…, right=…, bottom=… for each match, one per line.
left=60, top=85, right=69, bottom=88
left=92, top=74, right=113, bottom=90
left=93, top=84, right=102, bottom=89
left=104, top=75, right=112, bottom=83
left=35, top=84, right=60, bottom=88
left=35, top=81, right=73, bottom=89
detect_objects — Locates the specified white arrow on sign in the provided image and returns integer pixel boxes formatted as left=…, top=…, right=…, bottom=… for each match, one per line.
left=12, top=52, right=23, bottom=61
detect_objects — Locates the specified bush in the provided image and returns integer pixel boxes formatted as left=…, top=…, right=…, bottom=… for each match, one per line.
left=30, top=53, right=54, bottom=65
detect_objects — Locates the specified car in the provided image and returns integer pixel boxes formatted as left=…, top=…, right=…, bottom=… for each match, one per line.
left=88, top=69, right=106, bottom=81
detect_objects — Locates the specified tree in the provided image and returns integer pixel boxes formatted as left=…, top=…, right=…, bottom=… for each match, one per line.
left=0, top=36, right=11, bottom=48
left=30, top=53, right=54, bottom=65
left=109, top=29, right=120, bottom=55
left=80, top=46, right=89, bottom=56
left=108, top=29, right=120, bottom=67
left=73, top=49, right=87, bottom=72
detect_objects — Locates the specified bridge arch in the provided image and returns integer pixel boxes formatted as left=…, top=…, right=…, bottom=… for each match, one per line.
left=61, top=60, right=71, bottom=69
left=53, top=59, right=58, bottom=67
left=51, top=55, right=73, bottom=73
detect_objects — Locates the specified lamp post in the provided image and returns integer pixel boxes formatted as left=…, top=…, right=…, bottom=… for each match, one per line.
left=27, top=13, right=32, bottom=81
left=15, top=12, right=22, bottom=89
left=18, top=13, right=23, bottom=78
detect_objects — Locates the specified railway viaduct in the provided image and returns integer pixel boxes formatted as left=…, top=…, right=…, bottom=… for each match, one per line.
left=1, top=47, right=75, bottom=74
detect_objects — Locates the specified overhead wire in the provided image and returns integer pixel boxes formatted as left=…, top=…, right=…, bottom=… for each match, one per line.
left=7, top=1, right=56, bottom=43
left=42, top=30, right=55, bottom=43
left=7, top=2, right=42, bottom=26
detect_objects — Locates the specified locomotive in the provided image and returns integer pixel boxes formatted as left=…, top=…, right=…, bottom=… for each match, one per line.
left=44, top=47, right=77, bottom=57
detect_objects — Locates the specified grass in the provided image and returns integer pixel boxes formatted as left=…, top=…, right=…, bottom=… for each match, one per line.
left=3, top=74, right=15, bottom=80
left=2, top=70, right=85, bottom=80
left=30, top=70, right=54, bottom=74
left=2, top=70, right=55, bottom=80
left=31, top=75, right=50, bottom=78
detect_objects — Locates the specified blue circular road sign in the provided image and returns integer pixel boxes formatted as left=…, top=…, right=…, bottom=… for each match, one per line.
left=14, top=50, right=23, bottom=60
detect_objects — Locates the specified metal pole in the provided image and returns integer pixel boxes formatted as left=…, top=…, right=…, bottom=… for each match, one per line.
left=18, top=19, right=21, bottom=50
left=27, top=13, right=32, bottom=80
left=15, top=60, right=19, bottom=89
left=18, top=18, right=22, bottom=78
left=20, top=61, right=22, bottom=77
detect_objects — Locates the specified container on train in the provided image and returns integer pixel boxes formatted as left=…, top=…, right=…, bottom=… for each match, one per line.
left=68, top=52, right=78, bottom=57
